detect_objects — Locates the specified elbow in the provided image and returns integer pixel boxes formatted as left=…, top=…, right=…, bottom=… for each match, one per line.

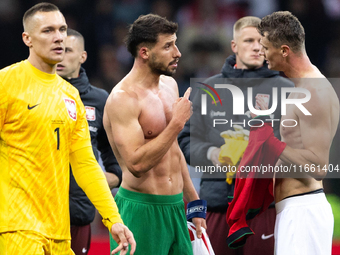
left=311, top=164, right=328, bottom=180
left=313, top=170, right=327, bottom=181
left=127, top=164, right=146, bottom=178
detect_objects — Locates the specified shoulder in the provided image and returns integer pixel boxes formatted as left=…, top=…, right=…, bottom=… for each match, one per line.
left=0, top=61, right=25, bottom=80
left=160, top=75, right=177, bottom=88
left=294, top=78, right=332, bottom=118
left=160, top=75, right=179, bottom=97
left=0, top=61, right=21, bottom=72
left=106, top=83, right=140, bottom=118
left=59, top=77, right=79, bottom=95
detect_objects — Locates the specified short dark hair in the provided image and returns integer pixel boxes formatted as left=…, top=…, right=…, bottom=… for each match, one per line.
left=23, top=2, right=60, bottom=31
left=258, top=11, right=305, bottom=53
left=125, top=14, right=178, bottom=58
left=67, top=28, right=85, bottom=49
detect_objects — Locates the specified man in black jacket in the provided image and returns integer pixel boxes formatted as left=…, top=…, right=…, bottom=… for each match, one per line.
left=57, top=28, right=122, bottom=255
left=178, top=16, right=293, bottom=255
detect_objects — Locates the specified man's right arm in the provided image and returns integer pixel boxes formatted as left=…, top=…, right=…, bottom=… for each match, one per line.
left=0, top=80, right=7, bottom=131
left=104, top=88, right=192, bottom=178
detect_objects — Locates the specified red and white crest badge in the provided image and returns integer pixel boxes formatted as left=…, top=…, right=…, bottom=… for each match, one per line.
left=85, top=106, right=96, bottom=121
left=64, top=98, right=77, bottom=121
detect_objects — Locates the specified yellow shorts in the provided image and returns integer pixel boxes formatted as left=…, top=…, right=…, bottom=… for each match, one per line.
left=0, top=231, right=74, bottom=255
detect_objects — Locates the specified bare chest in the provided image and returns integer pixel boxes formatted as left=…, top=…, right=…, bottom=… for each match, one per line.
left=138, top=90, right=175, bottom=139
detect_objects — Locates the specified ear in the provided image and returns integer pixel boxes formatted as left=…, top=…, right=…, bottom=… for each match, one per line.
left=281, top=45, right=290, bottom=58
left=231, top=40, right=237, bottom=54
left=80, top=51, right=87, bottom=64
left=22, top=32, right=32, bottom=47
left=138, top=46, right=149, bottom=60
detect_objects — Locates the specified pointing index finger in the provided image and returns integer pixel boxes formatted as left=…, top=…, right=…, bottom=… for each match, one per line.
left=183, top=87, right=192, bottom=99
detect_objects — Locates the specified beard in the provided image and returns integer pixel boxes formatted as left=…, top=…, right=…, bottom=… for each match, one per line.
left=149, top=54, right=177, bottom=76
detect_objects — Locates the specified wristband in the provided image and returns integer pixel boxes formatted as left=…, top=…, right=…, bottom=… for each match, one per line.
left=186, top=199, right=207, bottom=221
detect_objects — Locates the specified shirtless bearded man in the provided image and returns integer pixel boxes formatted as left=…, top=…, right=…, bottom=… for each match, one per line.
left=103, top=14, right=207, bottom=255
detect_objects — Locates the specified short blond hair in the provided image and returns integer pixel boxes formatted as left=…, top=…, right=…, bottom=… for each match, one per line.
left=233, top=16, right=261, bottom=39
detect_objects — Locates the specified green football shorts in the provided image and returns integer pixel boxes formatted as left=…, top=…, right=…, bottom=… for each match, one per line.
left=110, top=187, right=193, bottom=255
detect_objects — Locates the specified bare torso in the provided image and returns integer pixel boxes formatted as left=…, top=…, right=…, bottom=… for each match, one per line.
left=275, top=69, right=339, bottom=202
left=104, top=75, right=185, bottom=195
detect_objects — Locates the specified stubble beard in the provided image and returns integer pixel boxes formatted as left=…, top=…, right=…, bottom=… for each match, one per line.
left=149, top=55, right=176, bottom=76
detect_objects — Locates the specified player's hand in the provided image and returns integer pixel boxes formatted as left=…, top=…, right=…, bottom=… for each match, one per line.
left=210, top=147, right=222, bottom=166
left=172, top=87, right=192, bottom=126
left=250, top=95, right=269, bottom=118
left=192, top=217, right=207, bottom=239
left=110, top=223, right=136, bottom=255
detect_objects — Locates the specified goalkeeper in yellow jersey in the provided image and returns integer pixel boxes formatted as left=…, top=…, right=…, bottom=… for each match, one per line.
left=0, top=3, right=135, bottom=255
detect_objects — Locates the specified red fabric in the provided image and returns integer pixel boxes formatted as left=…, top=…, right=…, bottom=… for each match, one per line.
left=71, top=224, right=91, bottom=255
left=206, top=211, right=241, bottom=255
left=226, top=123, right=286, bottom=248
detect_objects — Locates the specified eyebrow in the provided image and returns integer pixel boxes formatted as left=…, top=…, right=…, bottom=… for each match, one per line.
left=41, top=26, right=54, bottom=30
left=41, top=24, right=67, bottom=30
left=163, top=40, right=175, bottom=47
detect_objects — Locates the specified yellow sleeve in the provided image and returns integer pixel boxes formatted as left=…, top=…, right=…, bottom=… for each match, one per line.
left=70, top=146, right=123, bottom=230
left=0, top=80, right=7, bottom=131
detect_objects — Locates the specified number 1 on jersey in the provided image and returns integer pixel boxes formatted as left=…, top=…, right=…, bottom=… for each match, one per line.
left=54, top=127, right=60, bottom=150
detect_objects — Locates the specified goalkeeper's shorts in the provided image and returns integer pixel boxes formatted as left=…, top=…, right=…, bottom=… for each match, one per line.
left=0, top=230, right=73, bottom=255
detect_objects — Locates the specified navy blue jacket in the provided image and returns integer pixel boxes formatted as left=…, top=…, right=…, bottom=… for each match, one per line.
left=66, top=67, right=122, bottom=226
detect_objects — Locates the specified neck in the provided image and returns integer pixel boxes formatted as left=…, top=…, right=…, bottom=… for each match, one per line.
left=129, top=59, right=161, bottom=89
left=28, top=56, right=56, bottom=74
left=282, top=52, right=314, bottom=78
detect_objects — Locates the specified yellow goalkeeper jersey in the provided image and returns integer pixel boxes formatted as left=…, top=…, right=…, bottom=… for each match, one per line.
left=0, top=60, right=121, bottom=240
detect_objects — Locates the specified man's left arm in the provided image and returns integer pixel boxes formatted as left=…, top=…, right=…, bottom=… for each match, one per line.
left=279, top=98, right=332, bottom=179
left=257, top=90, right=333, bottom=180
left=180, top=148, right=207, bottom=238
left=70, top=146, right=136, bottom=254
left=71, top=96, right=135, bottom=254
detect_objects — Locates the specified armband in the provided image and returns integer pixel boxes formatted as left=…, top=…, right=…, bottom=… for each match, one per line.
left=186, top=199, right=207, bottom=221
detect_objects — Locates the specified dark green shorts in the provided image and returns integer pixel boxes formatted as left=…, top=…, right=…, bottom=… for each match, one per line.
left=110, top=187, right=193, bottom=255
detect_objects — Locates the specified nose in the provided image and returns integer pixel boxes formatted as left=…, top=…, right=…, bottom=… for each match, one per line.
left=253, top=40, right=261, bottom=52
left=55, top=30, right=65, bottom=42
left=174, top=45, right=181, bottom=58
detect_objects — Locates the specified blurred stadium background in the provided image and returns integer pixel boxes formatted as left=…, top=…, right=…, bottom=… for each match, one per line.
left=1, top=0, right=340, bottom=253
